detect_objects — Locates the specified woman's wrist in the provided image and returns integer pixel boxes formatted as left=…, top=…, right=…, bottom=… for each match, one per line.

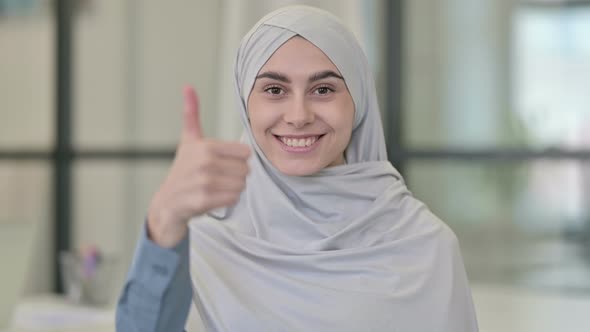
left=147, top=207, right=188, bottom=248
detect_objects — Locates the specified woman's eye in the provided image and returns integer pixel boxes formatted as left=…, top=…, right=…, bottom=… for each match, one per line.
left=314, top=86, right=333, bottom=95
left=265, top=86, right=284, bottom=95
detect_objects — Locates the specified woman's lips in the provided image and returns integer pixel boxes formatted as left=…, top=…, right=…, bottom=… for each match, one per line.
left=274, top=134, right=325, bottom=152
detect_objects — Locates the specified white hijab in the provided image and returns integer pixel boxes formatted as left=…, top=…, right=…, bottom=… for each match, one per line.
left=186, top=6, right=478, bottom=331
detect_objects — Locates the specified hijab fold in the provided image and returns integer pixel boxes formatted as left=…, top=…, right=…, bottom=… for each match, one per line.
left=186, top=5, right=478, bottom=331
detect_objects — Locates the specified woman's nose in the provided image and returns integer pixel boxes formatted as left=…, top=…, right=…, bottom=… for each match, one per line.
left=283, top=98, right=314, bottom=128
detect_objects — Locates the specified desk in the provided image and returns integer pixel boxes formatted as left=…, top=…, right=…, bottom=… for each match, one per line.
left=3, top=294, right=114, bottom=332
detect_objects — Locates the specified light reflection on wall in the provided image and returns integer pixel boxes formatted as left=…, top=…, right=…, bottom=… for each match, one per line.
left=513, top=5, right=590, bottom=149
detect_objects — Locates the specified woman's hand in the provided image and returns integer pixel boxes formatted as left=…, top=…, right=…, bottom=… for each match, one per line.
left=147, top=86, right=251, bottom=248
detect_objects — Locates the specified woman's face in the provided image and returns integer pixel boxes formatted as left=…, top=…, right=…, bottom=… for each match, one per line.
left=247, top=36, right=355, bottom=176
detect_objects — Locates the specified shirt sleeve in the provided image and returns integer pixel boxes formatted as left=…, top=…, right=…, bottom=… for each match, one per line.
left=116, top=222, right=192, bottom=332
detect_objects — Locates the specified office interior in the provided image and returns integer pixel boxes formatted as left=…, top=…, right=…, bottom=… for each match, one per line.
left=1, top=0, right=589, bottom=331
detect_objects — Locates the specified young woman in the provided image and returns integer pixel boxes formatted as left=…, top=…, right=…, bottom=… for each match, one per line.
left=117, top=6, right=479, bottom=331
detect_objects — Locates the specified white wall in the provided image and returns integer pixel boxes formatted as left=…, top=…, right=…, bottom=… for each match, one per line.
left=0, top=8, right=55, bottom=295
left=404, top=0, right=516, bottom=149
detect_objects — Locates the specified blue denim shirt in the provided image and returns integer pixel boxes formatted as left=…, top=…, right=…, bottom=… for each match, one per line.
left=116, top=223, right=192, bottom=332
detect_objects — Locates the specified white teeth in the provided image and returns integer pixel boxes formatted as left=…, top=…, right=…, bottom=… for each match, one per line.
left=280, top=136, right=318, bottom=147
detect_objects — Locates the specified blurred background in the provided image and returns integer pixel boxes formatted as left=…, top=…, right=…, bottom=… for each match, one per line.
left=1, top=0, right=589, bottom=331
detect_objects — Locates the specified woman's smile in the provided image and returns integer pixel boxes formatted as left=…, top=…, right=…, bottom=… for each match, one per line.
left=273, top=134, right=325, bottom=153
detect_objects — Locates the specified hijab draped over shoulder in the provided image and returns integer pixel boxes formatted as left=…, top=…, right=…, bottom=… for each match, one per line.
left=186, top=5, right=478, bottom=332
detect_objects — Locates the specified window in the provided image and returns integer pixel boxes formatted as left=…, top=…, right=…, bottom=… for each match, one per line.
left=392, top=0, right=590, bottom=292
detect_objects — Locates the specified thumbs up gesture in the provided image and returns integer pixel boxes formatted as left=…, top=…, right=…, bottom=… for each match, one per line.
left=147, top=86, right=251, bottom=248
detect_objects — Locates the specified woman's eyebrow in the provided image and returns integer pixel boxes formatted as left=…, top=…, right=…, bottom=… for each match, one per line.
left=255, top=71, right=290, bottom=83
left=255, top=70, right=344, bottom=84
left=309, top=70, right=344, bottom=83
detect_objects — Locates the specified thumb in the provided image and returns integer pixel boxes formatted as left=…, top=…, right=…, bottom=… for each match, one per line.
left=182, top=85, right=203, bottom=141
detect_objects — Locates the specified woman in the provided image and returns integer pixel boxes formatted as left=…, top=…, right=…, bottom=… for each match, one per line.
left=117, top=5, right=478, bottom=332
